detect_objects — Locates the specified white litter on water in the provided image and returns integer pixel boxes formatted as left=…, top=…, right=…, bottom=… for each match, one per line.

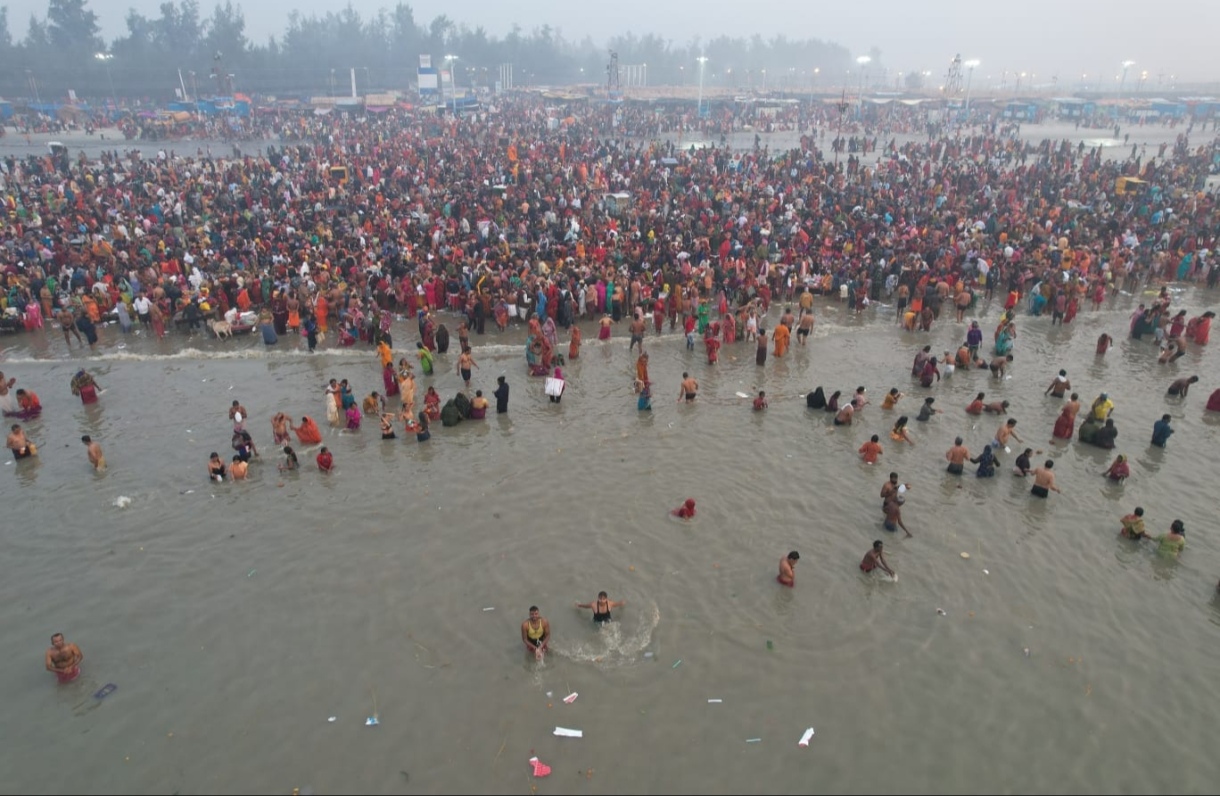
left=113, top=496, right=133, bottom=509
left=553, top=727, right=583, bottom=738
left=798, top=728, right=815, bottom=747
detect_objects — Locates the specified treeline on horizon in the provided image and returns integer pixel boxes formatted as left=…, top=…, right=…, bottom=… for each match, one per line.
left=0, top=0, right=870, bottom=103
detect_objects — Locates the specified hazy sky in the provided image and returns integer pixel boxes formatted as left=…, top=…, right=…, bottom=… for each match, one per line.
left=9, top=0, right=1219, bottom=84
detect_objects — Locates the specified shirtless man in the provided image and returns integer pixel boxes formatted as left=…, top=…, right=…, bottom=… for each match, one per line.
left=271, top=412, right=292, bottom=445
left=993, top=418, right=1022, bottom=449
left=860, top=540, right=896, bottom=577
left=628, top=315, right=647, bottom=353
left=983, top=400, right=1011, bottom=415
left=46, top=633, right=84, bottom=684
left=883, top=495, right=913, bottom=537
left=455, top=347, right=479, bottom=389
left=796, top=309, right=815, bottom=345
left=880, top=472, right=910, bottom=504
left=777, top=551, right=800, bottom=587
left=58, top=308, right=83, bottom=347
left=945, top=436, right=970, bottom=475
left=229, top=400, right=248, bottom=430
left=677, top=372, right=699, bottom=403
left=81, top=435, right=106, bottom=471
left=989, top=353, right=1014, bottom=378
left=1167, top=375, right=1199, bottom=398
left=7, top=423, right=37, bottom=459
left=834, top=400, right=855, bottom=426
left=1030, top=460, right=1062, bottom=498
left=521, top=605, right=551, bottom=660
left=1044, top=369, right=1071, bottom=398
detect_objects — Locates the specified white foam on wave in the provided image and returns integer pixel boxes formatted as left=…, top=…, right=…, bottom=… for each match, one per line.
left=551, top=601, right=661, bottom=667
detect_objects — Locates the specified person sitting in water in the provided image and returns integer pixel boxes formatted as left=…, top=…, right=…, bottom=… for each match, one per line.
left=70, top=369, right=101, bottom=404
left=278, top=446, right=299, bottom=472
left=207, top=452, right=226, bottom=481
left=1103, top=454, right=1130, bottom=482
left=230, top=455, right=249, bottom=481
left=1155, top=520, right=1186, bottom=557
left=316, top=446, right=334, bottom=472
left=890, top=416, right=914, bottom=444
left=469, top=390, right=489, bottom=419
left=672, top=498, right=697, bottom=519
left=860, top=540, right=896, bottom=578
left=1119, top=507, right=1147, bottom=539
left=14, top=389, right=42, bottom=417
left=363, top=391, right=385, bottom=415
left=575, top=591, right=626, bottom=624
left=1207, top=388, right=1220, bottom=413
left=965, top=392, right=986, bottom=415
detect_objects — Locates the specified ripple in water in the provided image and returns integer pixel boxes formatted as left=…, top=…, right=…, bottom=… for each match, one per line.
left=551, top=601, right=661, bottom=667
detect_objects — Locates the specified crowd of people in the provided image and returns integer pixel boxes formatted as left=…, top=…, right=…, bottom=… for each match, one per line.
left=3, top=95, right=1218, bottom=678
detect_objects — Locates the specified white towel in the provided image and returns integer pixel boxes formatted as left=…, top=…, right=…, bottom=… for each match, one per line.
left=553, top=727, right=583, bottom=738
left=798, top=727, right=815, bottom=747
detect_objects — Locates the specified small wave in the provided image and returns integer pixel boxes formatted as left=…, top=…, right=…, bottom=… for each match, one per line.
left=552, top=601, right=660, bottom=667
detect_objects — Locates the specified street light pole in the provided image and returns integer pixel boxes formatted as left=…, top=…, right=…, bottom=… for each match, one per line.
left=696, top=55, right=708, bottom=118
left=834, top=89, right=848, bottom=168
left=1118, top=59, right=1135, bottom=102
left=855, top=55, right=871, bottom=119
left=963, top=59, right=980, bottom=120
left=445, top=54, right=459, bottom=115
left=95, top=52, right=116, bottom=109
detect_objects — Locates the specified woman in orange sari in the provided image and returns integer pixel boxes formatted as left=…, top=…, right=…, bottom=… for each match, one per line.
left=772, top=322, right=790, bottom=358
left=568, top=326, right=582, bottom=360
left=81, top=294, right=101, bottom=323
left=314, top=293, right=329, bottom=335
left=293, top=416, right=323, bottom=445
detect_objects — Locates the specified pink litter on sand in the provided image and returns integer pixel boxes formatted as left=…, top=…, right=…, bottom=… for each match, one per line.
left=529, top=756, right=552, bottom=778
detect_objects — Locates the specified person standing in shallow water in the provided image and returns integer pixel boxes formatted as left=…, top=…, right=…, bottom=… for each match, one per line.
left=494, top=375, right=509, bottom=414
left=575, top=591, right=626, bottom=624
left=777, top=551, right=799, bottom=587
left=46, top=633, right=84, bottom=684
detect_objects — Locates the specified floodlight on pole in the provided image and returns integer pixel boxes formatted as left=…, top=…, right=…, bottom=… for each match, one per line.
left=445, top=54, right=459, bottom=115
left=963, top=59, right=980, bottom=118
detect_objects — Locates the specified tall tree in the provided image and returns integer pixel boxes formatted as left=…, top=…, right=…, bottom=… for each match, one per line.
left=45, top=0, right=102, bottom=53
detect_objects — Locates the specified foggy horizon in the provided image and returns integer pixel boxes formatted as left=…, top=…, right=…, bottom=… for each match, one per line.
left=4, top=0, right=1220, bottom=87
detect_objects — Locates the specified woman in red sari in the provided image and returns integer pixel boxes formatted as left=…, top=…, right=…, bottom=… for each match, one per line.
left=1051, top=403, right=1076, bottom=441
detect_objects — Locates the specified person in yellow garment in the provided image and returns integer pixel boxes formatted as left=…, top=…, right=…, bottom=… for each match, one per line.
left=521, top=606, right=551, bottom=660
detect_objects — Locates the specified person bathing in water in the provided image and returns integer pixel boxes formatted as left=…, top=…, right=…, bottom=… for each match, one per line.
left=521, top=605, right=551, bottom=660
left=575, top=591, right=626, bottom=624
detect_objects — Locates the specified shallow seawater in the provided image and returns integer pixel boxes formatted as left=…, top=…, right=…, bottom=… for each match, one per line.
left=1, top=286, right=1218, bottom=794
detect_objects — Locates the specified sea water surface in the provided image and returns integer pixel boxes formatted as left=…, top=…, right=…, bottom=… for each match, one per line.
left=2, top=283, right=1219, bottom=795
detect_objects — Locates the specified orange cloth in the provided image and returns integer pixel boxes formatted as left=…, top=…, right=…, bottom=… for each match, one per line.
left=315, top=296, right=329, bottom=334
left=295, top=418, right=322, bottom=445
left=772, top=324, right=790, bottom=358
